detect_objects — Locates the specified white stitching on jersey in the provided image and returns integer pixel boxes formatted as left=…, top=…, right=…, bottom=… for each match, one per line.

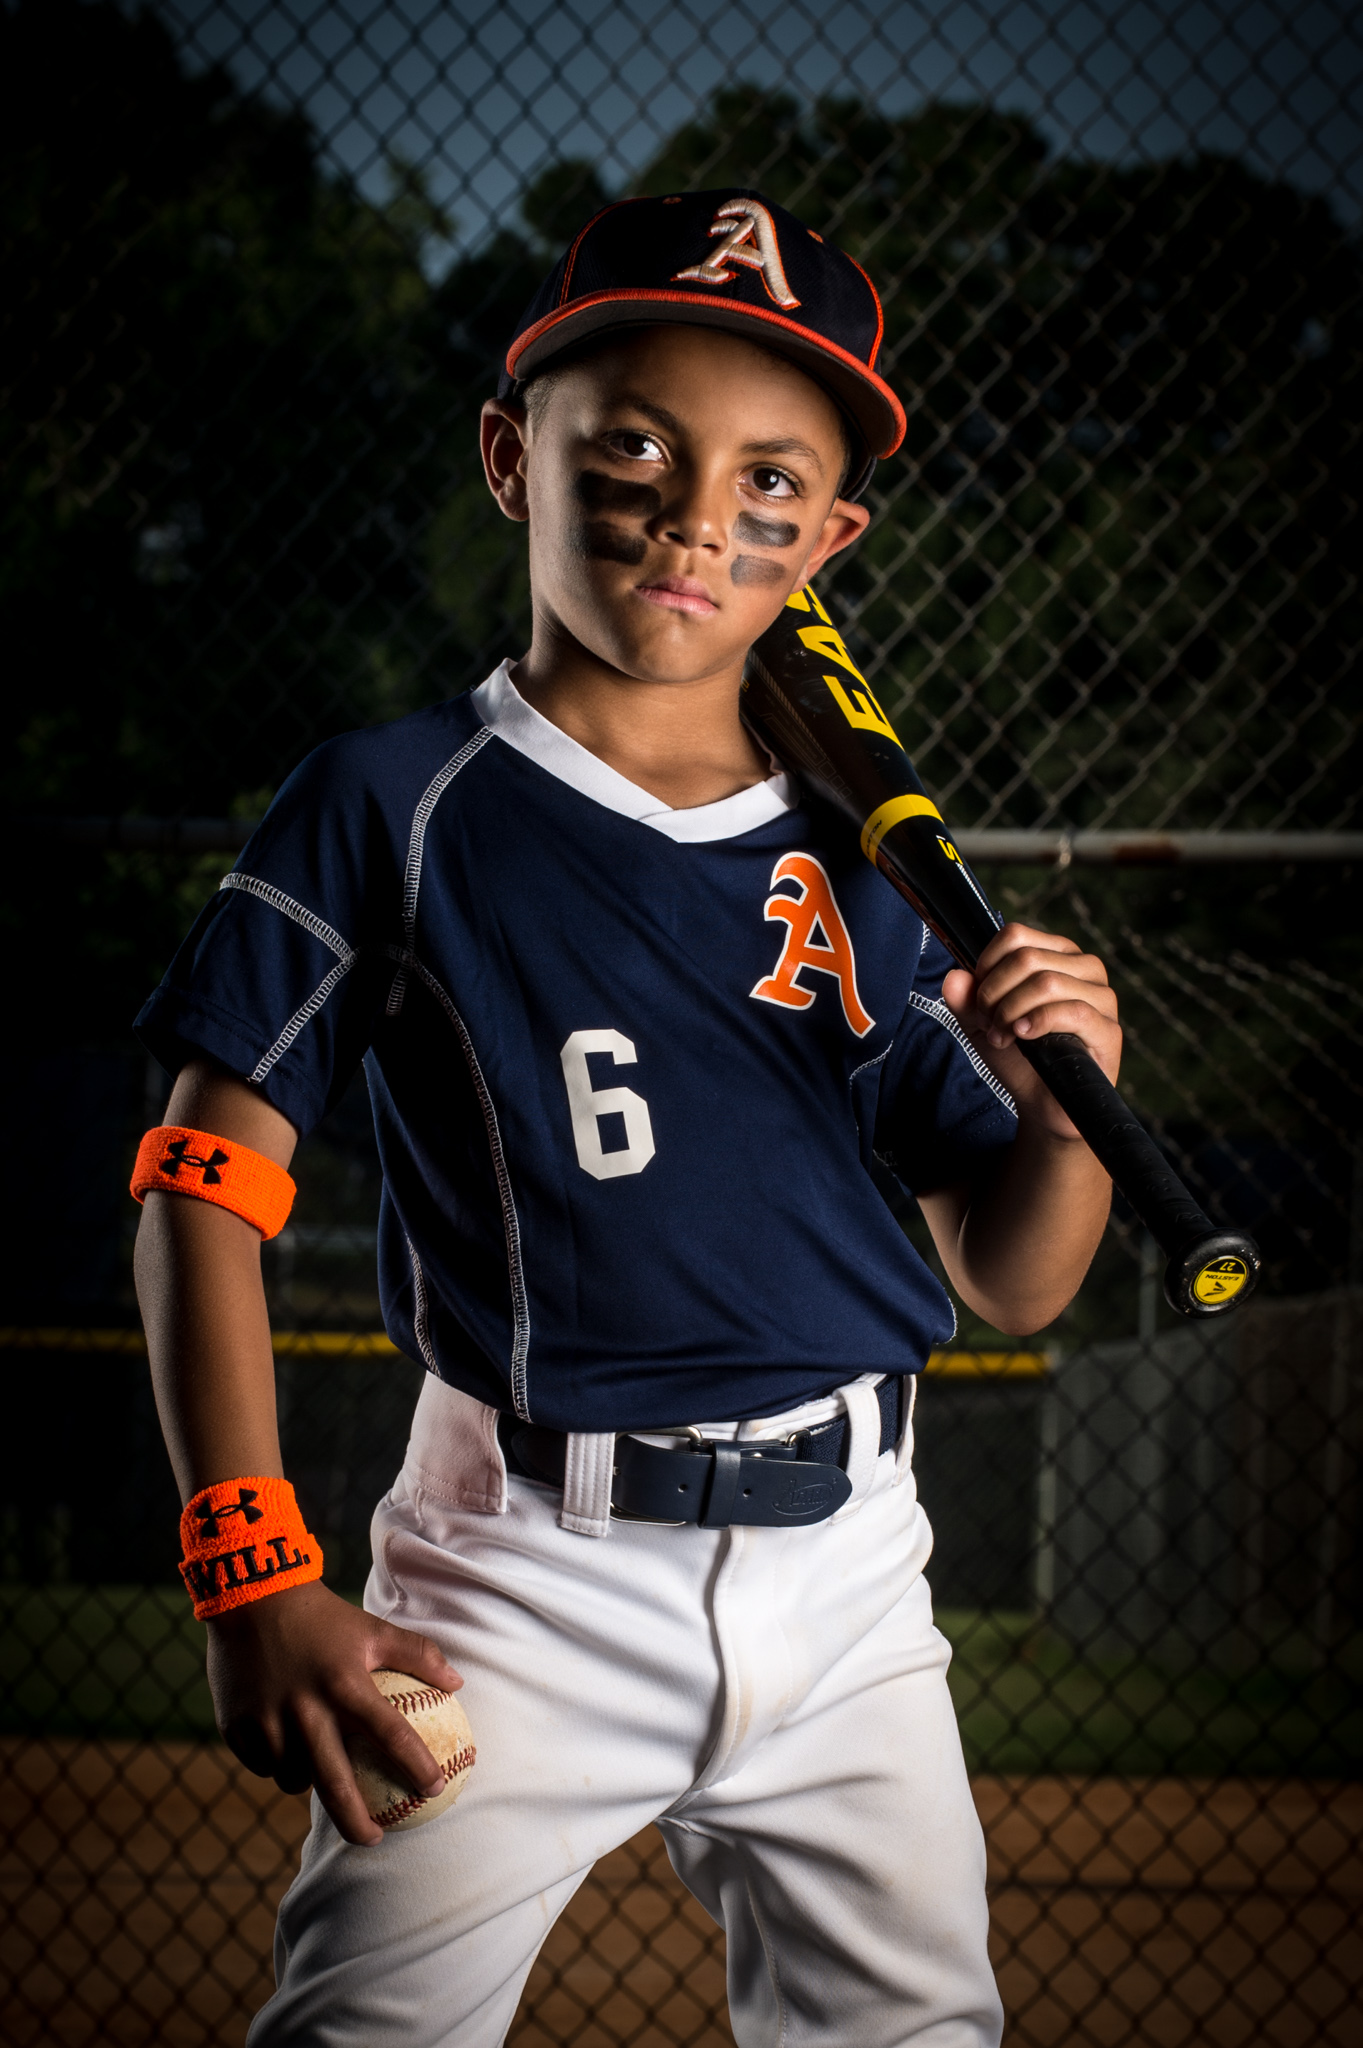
left=250, top=956, right=355, bottom=1083
left=219, top=872, right=356, bottom=963
left=399, top=952, right=532, bottom=1420
left=407, top=1237, right=438, bottom=1373
left=907, top=991, right=1018, bottom=1114
left=388, top=725, right=495, bottom=1018
left=218, top=873, right=358, bottom=1082
left=849, top=1045, right=892, bottom=1086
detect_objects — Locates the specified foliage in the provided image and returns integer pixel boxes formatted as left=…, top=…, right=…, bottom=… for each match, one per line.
left=2, top=0, right=466, bottom=832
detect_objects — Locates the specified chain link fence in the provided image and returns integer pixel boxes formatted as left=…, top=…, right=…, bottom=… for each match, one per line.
left=3, top=0, right=1361, bottom=2040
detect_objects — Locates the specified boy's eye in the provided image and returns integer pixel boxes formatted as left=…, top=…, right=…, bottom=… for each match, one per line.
left=609, top=431, right=665, bottom=462
left=747, top=466, right=797, bottom=498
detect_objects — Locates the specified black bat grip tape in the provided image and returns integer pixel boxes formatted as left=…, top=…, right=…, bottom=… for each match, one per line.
left=1013, top=1032, right=1260, bottom=1317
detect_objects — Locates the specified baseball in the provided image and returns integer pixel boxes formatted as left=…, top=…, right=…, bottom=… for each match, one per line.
left=346, top=1669, right=476, bottom=1833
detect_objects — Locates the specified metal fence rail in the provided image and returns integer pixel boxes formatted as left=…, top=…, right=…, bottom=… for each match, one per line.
left=3, top=0, right=1361, bottom=2043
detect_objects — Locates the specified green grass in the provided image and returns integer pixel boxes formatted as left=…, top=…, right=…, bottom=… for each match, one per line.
left=3, top=1587, right=1360, bottom=1774
left=939, top=1610, right=1363, bottom=1778
left=0, top=1582, right=370, bottom=1742
left=0, top=1584, right=217, bottom=1739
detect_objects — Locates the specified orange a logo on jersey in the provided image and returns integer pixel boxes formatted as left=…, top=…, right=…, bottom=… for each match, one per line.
left=750, top=853, right=874, bottom=1038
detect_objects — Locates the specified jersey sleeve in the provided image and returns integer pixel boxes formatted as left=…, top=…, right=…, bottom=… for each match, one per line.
left=873, top=930, right=1018, bottom=1195
left=134, top=735, right=404, bottom=1136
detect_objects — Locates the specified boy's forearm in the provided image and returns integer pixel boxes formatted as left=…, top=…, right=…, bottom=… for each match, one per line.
left=935, top=1120, right=1111, bottom=1336
left=133, top=1079, right=459, bottom=1847
left=135, top=1192, right=283, bottom=1504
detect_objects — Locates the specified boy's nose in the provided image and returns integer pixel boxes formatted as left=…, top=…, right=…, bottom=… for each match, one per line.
left=653, top=470, right=731, bottom=553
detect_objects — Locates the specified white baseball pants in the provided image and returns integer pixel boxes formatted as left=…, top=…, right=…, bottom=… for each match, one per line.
left=247, top=1374, right=1003, bottom=2048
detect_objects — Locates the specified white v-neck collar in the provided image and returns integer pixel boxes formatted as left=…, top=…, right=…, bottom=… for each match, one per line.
left=469, top=661, right=797, bottom=844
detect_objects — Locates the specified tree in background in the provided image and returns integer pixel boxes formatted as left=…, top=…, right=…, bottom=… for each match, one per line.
left=8, top=16, right=1356, bottom=842
left=2, top=0, right=465, bottom=829
left=2, top=0, right=497, bottom=1061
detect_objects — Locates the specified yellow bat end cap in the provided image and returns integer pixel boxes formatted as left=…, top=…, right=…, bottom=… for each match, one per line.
left=1192, top=1256, right=1250, bottom=1306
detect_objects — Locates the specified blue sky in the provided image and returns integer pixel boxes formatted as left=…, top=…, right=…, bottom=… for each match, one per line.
left=148, top=0, right=1363, bottom=251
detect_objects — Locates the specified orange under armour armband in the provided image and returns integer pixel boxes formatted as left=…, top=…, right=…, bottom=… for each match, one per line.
left=179, top=1476, right=323, bottom=1620
left=131, top=1126, right=295, bottom=1240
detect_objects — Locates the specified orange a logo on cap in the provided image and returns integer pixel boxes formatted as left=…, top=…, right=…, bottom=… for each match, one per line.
left=751, top=852, right=874, bottom=1037
left=674, top=198, right=801, bottom=309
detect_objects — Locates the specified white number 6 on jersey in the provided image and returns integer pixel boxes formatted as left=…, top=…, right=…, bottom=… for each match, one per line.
left=559, top=1029, right=656, bottom=1181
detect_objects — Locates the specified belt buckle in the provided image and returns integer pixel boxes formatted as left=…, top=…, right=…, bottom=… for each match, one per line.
left=609, top=1424, right=705, bottom=1526
left=608, top=1424, right=827, bottom=1531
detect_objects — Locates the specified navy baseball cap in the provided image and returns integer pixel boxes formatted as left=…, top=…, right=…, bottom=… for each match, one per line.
left=498, top=189, right=904, bottom=498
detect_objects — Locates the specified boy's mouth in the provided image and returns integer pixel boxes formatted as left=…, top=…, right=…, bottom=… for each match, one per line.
left=634, top=576, right=718, bottom=617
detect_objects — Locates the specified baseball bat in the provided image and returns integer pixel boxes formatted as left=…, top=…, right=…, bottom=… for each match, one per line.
left=742, top=584, right=1260, bottom=1319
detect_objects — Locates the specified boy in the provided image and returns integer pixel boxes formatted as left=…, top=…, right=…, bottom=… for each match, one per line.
left=133, top=191, right=1120, bottom=2046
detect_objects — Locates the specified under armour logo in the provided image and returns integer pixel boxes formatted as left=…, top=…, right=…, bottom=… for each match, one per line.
left=192, top=1487, right=263, bottom=1542
left=674, top=198, right=800, bottom=309
left=160, top=1136, right=230, bottom=1185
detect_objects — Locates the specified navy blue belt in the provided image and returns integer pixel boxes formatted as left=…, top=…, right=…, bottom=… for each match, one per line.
left=498, top=1376, right=904, bottom=1529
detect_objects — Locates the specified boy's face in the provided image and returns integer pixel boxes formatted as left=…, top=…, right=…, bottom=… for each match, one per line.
left=482, top=325, right=869, bottom=687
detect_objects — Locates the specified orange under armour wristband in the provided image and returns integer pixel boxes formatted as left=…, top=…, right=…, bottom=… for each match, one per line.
left=179, top=1476, right=323, bottom=1620
left=131, top=1125, right=295, bottom=1240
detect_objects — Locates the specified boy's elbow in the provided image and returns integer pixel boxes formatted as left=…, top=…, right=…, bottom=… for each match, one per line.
left=952, top=1279, right=1078, bottom=1341
left=991, top=1305, right=1063, bottom=1341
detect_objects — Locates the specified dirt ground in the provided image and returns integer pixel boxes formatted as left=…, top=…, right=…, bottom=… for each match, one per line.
left=1, top=1740, right=1359, bottom=2046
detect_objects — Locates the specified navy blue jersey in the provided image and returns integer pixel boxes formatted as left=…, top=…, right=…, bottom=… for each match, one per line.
left=136, top=667, right=1017, bottom=1430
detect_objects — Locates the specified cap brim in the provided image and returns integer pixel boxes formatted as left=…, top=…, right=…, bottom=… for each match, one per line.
left=508, top=289, right=905, bottom=465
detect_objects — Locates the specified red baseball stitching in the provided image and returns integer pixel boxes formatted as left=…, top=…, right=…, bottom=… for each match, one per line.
left=372, top=1744, right=477, bottom=1829
left=384, top=1685, right=449, bottom=1716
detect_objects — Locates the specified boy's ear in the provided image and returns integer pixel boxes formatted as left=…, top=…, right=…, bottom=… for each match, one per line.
left=797, top=496, right=872, bottom=584
left=480, top=399, right=531, bottom=522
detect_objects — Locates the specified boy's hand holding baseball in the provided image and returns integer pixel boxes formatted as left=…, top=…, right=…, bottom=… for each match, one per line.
left=941, top=922, right=1122, bottom=1137
left=207, top=1581, right=463, bottom=1847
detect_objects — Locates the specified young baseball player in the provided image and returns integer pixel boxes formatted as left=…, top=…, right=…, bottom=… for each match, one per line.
left=133, top=190, right=1120, bottom=2047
